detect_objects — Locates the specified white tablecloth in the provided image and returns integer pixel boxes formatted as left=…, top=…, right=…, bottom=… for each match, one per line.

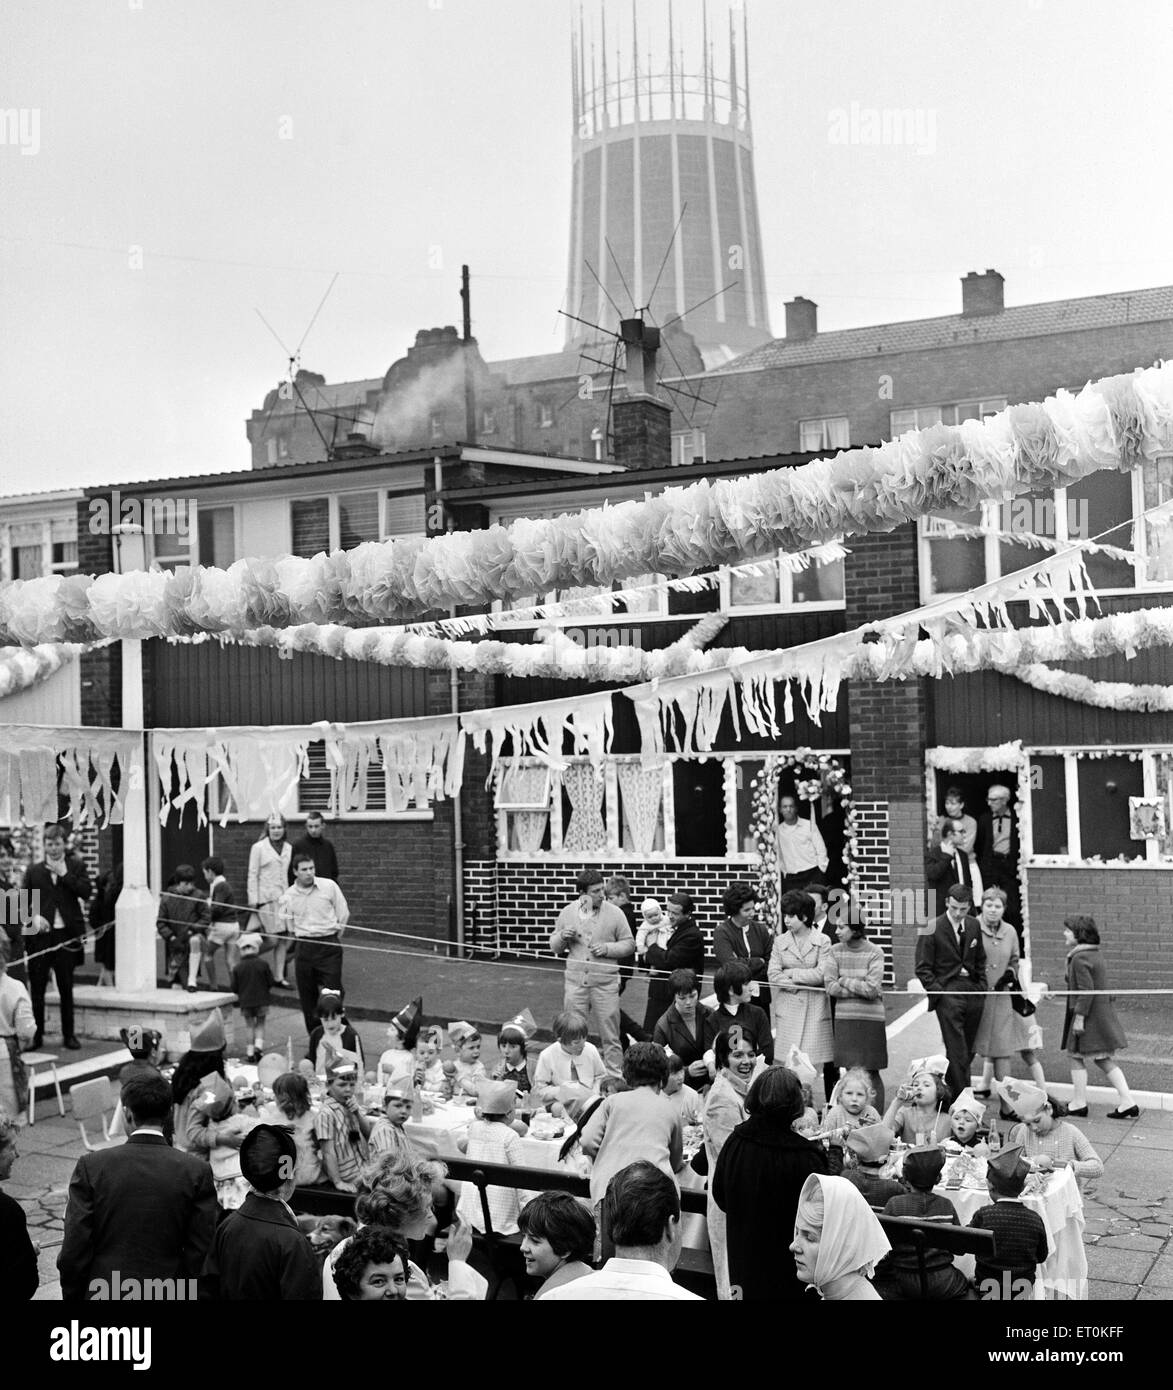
left=935, top=1163, right=1087, bottom=1300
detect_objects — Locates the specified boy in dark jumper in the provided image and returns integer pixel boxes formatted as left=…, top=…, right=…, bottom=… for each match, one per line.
left=968, top=1145, right=1048, bottom=1301
left=230, top=932, right=274, bottom=1063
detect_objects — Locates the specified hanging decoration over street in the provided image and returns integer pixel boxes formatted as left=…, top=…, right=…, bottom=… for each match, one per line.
left=152, top=715, right=465, bottom=825
left=0, top=725, right=139, bottom=827
left=2, top=362, right=1171, bottom=643
left=0, top=643, right=85, bottom=700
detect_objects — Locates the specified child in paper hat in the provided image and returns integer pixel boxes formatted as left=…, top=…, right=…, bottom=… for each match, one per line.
left=447, top=1021, right=488, bottom=1097
left=455, top=1080, right=530, bottom=1235
left=946, top=1087, right=990, bottom=1150
left=191, top=1070, right=258, bottom=1210
left=314, top=1054, right=371, bottom=1193
left=842, top=1123, right=905, bottom=1208
left=377, top=995, right=421, bottom=1087
left=883, top=1057, right=952, bottom=1145
left=967, top=1145, right=1048, bottom=1299
left=307, top=990, right=364, bottom=1077
left=492, top=1008, right=536, bottom=1095
left=881, top=1147, right=971, bottom=1300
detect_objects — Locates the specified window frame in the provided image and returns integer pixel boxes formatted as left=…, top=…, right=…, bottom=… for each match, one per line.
left=1022, top=746, right=1170, bottom=868
left=799, top=416, right=850, bottom=453
left=289, top=488, right=426, bottom=558
left=150, top=501, right=239, bottom=572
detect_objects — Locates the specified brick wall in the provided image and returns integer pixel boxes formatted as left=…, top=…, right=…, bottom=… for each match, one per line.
left=842, top=801, right=895, bottom=986
left=466, top=856, right=793, bottom=965
left=1024, top=867, right=1173, bottom=992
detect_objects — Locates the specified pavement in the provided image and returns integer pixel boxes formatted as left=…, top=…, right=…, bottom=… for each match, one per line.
left=13, top=965, right=1173, bottom=1302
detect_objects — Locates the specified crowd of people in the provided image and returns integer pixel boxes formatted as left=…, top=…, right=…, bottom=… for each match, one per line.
left=0, top=816, right=1141, bottom=1301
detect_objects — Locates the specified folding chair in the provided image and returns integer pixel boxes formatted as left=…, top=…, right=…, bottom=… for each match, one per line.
left=23, top=1051, right=65, bottom=1126
left=70, top=1076, right=124, bottom=1151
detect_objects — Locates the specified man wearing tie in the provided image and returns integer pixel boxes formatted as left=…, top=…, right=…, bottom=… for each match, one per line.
left=974, top=785, right=1021, bottom=939
left=22, top=825, right=91, bottom=1050
left=926, top=821, right=983, bottom=916
left=915, top=884, right=988, bottom=1101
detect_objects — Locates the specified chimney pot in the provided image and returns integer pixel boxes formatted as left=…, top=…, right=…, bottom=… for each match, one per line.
left=961, top=269, right=1004, bottom=317
left=784, top=297, right=818, bottom=342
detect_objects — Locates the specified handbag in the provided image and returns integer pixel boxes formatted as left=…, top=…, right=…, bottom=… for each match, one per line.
left=995, top=966, right=1036, bottom=1018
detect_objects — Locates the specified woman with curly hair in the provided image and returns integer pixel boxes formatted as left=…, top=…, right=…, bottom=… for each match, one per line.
left=332, top=1225, right=411, bottom=1301
left=322, top=1155, right=485, bottom=1300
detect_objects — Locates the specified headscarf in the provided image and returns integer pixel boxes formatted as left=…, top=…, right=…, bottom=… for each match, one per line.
left=795, top=1174, right=892, bottom=1292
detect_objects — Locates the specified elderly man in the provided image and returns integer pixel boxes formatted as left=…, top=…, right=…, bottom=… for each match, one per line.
left=538, top=1161, right=701, bottom=1301
left=549, top=868, right=633, bottom=1076
left=279, top=853, right=349, bottom=1034
left=974, top=784, right=1021, bottom=937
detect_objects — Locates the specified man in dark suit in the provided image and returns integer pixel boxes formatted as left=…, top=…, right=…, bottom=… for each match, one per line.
left=712, top=882, right=772, bottom=1017
left=22, top=824, right=91, bottom=1049
left=58, top=1074, right=217, bottom=1300
left=201, top=1125, right=321, bottom=1300
left=915, top=884, right=988, bottom=1102
left=926, top=821, right=982, bottom=916
left=974, top=784, right=1021, bottom=934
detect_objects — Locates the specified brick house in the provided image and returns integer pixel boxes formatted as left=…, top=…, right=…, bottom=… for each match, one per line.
left=6, top=271, right=1173, bottom=1005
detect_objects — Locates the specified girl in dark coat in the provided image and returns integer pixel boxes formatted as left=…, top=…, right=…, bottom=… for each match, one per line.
left=640, top=892, right=705, bottom=1034
left=1061, top=916, right=1138, bottom=1119
left=711, top=1064, right=830, bottom=1301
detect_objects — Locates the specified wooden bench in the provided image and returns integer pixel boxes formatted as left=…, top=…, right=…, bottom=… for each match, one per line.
left=877, top=1214, right=996, bottom=1299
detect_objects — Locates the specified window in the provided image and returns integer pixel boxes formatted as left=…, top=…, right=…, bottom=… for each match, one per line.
left=1140, top=456, right=1173, bottom=583
left=10, top=544, right=43, bottom=579
left=480, top=407, right=496, bottom=435
left=338, top=491, right=379, bottom=549
left=799, top=417, right=849, bottom=452
left=50, top=518, right=78, bottom=573
left=671, top=429, right=706, bottom=466
left=295, top=741, right=432, bottom=818
left=725, top=548, right=846, bottom=610
left=430, top=415, right=444, bottom=441
left=266, top=436, right=291, bottom=463
left=919, top=464, right=1162, bottom=599
left=891, top=399, right=1006, bottom=437
left=152, top=531, right=191, bottom=571
left=1026, top=748, right=1170, bottom=864
left=291, top=498, right=330, bottom=558
left=384, top=492, right=426, bottom=539
left=197, top=506, right=235, bottom=569
left=539, top=402, right=554, bottom=429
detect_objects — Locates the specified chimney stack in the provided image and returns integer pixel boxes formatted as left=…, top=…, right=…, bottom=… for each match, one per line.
left=961, top=269, right=1004, bottom=317
left=611, top=318, right=671, bottom=470
left=784, top=297, right=818, bottom=342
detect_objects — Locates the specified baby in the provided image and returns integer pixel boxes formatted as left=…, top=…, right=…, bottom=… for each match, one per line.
left=635, top=898, right=666, bottom=955
left=945, top=1087, right=991, bottom=1154
left=413, top=1027, right=445, bottom=1091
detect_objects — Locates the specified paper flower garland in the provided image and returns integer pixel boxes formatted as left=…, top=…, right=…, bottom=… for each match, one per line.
left=2, top=362, right=1172, bottom=643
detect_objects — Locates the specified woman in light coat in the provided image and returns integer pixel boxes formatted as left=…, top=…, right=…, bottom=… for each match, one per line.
left=247, top=815, right=293, bottom=987
left=769, top=889, right=835, bottom=1102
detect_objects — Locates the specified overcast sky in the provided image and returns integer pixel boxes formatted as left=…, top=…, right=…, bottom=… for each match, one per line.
left=3, top=0, right=1171, bottom=494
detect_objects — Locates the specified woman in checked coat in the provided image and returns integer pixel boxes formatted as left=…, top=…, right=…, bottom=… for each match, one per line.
left=769, top=889, right=835, bottom=1103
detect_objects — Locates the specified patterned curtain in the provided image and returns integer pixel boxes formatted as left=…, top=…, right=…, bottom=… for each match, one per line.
left=501, top=764, right=550, bottom=854
left=562, top=764, right=607, bottom=853
left=617, top=763, right=663, bottom=854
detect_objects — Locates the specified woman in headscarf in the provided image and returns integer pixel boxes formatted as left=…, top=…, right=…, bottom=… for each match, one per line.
left=790, top=1173, right=892, bottom=1301
left=711, top=1065, right=829, bottom=1301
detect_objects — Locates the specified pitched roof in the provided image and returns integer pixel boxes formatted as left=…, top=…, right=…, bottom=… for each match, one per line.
left=709, top=285, right=1173, bottom=375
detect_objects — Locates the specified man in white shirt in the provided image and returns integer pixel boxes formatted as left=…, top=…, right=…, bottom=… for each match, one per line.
left=279, top=854, right=349, bottom=1034
left=776, top=794, right=828, bottom=892
left=539, top=1160, right=701, bottom=1301
left=549, top=869, right=633, bottom=1075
